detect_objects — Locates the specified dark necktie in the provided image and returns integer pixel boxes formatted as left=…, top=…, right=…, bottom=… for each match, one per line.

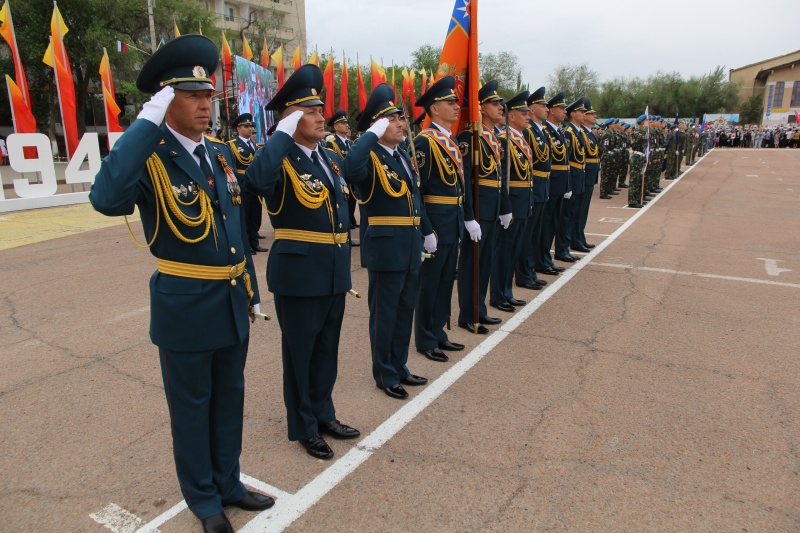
left=310, top=150, right=331, bottom=185
left=194, top=144, right=216, bottom=198
left=392, top=150, right=410, bottom=184
left=248, top=140, right=255, bottom=151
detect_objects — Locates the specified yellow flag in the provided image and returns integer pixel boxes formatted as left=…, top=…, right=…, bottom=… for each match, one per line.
left=174, top=22, right=180, bottom=37
left=242, top=35, right=253, bottom=61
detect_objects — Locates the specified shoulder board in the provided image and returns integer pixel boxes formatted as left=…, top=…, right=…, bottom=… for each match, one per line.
left=205, top=135, right=225, bottom=145
left=323, top=147, right=338, bottom=156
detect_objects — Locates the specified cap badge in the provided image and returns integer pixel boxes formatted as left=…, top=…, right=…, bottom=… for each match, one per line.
left=192, top=66, right=206, bottom=78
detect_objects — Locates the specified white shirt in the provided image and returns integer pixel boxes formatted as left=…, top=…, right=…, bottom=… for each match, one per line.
left=166, top=123, right=213, bottom=173
left=238, top=136, right=254, bottom=150
left=295, top=143, right=334, bottom=185
left=336, top=134, right=350, bottom=147
left=378, top=142, right=413, bottom=179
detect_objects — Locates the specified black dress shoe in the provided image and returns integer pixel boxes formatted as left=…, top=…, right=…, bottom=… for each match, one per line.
left=379, top=383, right=408, bottom=399
left=571, top=245, right=591, bottom=253
left=552, top=265, right=566, bottom=272
left=201, top=513, right=234, bottom=533
left=479, top=315, right=502, bottom=325
left=654, top=187, right=663, bottom=192
left=418, top=347, right=449, bottom=362
left=535, top=267, right=560, bottom=275
left=257, top=233, right=266, bottom=239
left=533, top=279, right=548, bottom=287
left=585, top=243, right=596, bottom=249
left=610, top=190, right=620, bottom=195
left=614, top=187, right=622, bottom=192
left=517, top=281, right=543, bottom=290
left=401, top=374, right=428, bottom=386
left=299, top=434, right=334, bottom=459
left=619, top=183, right=629, bottom=188
left=458, top=321, right=489, bottom=334
left=507, top=298, right=526, bottom=306
left=627, top=203, right=643, bottom=208
left=225, top=490, right=275, bottom=511
left=252, top=244, right=269, bottom=252
left=438, top=340, right=464, bottom=351
left=250, top=248, right=258, bottom=254
left=320, top=420, right=360, bottom=439
left=490, top=301, right=515, bottom=312
left=599, top=194, right=611, bottom=199
left=555, top=254, right=577, bottom=263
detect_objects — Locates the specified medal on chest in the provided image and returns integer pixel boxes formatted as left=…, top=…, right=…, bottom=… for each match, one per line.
left=216, top=153, right=241, bottom=205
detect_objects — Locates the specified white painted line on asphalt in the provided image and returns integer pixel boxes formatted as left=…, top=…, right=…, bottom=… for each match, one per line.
left=133, top=473, right=291, bottom=532
left=599, top=217, right=628, bottom=223
left=238, top=155, right=714, bottom=531
left=586, top=233, right=611, bottom=237
left=592, top=262, right=800, bottom=289
left=90, top=503, right=150, bottom=533
left=108, top=306, right=149, bottom=323
left=756, top=258, right=792, bottom=277
left=713, top=160, right=719, bottom=165
left=746, top=174, right=759, bottom=177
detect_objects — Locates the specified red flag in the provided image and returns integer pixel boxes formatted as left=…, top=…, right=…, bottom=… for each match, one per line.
left=1, top=0, right=37, bottom=157
left=795, top=110, right=800, bottom=124
left=272, top=45, right=284, bottom=89
left=99, top=48, right=122, bottom=135
left=323, top=52, right=335, bottom=119
left=401, top=67, right=410, bottom=103
left=370, top=58, right=386, bottom=91
left=339, top=52, right=349, bottom=113
left=356, top=56, right=367, bottom=111
left=221, top=31, right=232, bottom=87
left=292, top=46, right=302, bottom=71
left=410, top=70, right=421, bottom=121
left=260, top=37, right=270, bottom=69
left=429, top=0, right=479, bottom=135
left=42, top=6, right=78, bottom=159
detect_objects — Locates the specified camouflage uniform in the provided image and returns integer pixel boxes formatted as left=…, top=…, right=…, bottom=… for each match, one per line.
left=617, top=127, right=630, bottom=188
left=628, top=127, right=647, bottom=207
left=664, top=127, right=680, bottom=179
left=599, top=126, right=618, bottom=196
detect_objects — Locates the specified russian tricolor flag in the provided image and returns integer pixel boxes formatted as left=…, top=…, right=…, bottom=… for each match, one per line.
left=116, top=40, right=126, bottom=54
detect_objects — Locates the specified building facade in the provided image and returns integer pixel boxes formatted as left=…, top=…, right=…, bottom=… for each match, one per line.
left=730, top=50, right=800, bottom=126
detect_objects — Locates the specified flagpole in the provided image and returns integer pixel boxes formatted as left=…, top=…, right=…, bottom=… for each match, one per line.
left=469, top=0, right=480, bottom=332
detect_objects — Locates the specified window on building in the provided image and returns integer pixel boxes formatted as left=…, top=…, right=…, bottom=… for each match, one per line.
left=772, top=81, right=785, bottom=108
left=225, top=6, right=235, bottom=21
left=791, top=81, right=800, bottom=108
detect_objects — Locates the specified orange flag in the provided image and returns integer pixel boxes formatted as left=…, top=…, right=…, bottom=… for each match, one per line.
left=221, top=31, right=232, bottom=86
left=356, top=56, right=367, bottom=112
left=272, top=44, right=285, bottom=88
left=99, top=48, right=122, bottom=136
left=370, top=58, right=386, bottom=90
left=339, top=52, right=349, bottom=113
left=401, top=67, right=410, bottom=103
left=308, top=49, right=318, bottom=66
left=1, top=0, right=38, bottom=155
left=323, top=52, right=335, bottom=119
left=292, top=46, right=302, bottom=71
left=430, top=0, right=479, bottom=135
left=242, top=35, right=253, bottom=61
left=260, top=37, right=270, bottom=69
left=410, top=69, right=420, bottom=120
left=173, top=21, right=180, bottom=38
left=42, top=5, right=78, bottom=158
left=420, top=68, right=428, bottom=95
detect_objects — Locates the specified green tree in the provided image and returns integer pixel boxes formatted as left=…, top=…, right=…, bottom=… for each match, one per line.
left=479, top=51, right=523, bottom=98
left=738, top=94, right=763, bottom=125
left=546, top=63, right=600, bottom=103
left=410, top=44, right=441, bottom=75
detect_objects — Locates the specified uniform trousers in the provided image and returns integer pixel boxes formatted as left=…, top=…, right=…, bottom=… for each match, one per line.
left=491, top=217, right=527, bottom=305
left=538, top=195, right=563, bottom=269
left=556, top=193, right=582, bottom=256
left=515, top=202, right=545, bottom=286
left=457, top=219, right=496, bottom=322
left=415, top=241, right=458, bottom=350
left=158, top=340, right=249, bottom=519
left=574, top=183, right=594, bottom=248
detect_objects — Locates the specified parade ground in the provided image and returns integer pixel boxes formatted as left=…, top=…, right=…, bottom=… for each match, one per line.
left=1, top=148, right=799, bottom=532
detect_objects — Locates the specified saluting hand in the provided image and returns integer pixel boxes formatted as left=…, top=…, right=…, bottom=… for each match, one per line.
left=367, top=117, right=390, bottom=138
left=276, top=110, right=304, bottom=136
left=137, top=86, right=174, bottom=125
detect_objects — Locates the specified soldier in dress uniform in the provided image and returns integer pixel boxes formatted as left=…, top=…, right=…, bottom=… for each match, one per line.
left=325, top=110, right=357, bottom=229
left=412, top=76, right=466, bottom=362
left=341, top=84, right=430, bottom=400
left=89, top=35, right=273, bottom=533
left=554, top=98, right=586, bottom=263
left=228, top=113, right=267, bottom=254
left=537, top=91, right=569, bottom=276
left=457, top=80, right=511, bottom=333
left=575, top=99, right=600, bottom=251
left=515, top=87, right=551, bottom=291
left=245, top=64, right=360, bottom=462
left=490, top=91, right=533, bottom=311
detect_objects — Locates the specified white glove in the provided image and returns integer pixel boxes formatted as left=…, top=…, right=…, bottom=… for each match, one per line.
left=499, top=213, right=512, bottom=229
left=137, top=86, right=174, bottom=125
left=276, top=110, right=304, bottom=136
left=464, top=220, right=481, bottom=242
left=367, top=117, right=390, bottom=138
left=564, top=190, right=573, bottom=200
left=423, top=233, right=437, bottom=254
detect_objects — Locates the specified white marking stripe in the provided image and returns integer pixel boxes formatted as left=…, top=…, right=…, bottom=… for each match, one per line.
left=592, top=262, right=800, bottom=289
left=240, top=473, right=293, bottom=501
left=755, top=258, right=792, bottom=277
left=90, top=503, right=151, bottom=533
left=239, top=154, right=714, bottom=531
left=586, top=233, right=611, bottom=237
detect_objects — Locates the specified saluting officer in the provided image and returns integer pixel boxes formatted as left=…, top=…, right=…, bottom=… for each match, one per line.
left=245, top=65, right=360, bottom=461
left=575, top=99, right=600, bottom=251
left=413, top=76, right=464, bottom=363
left=554, top=98, right=586, bottom=263
left=457, top=80, right=511, bottom=333
left=342, top=84, right=429, bottom=400
left=89, top=35, right=272, bottom=533
left=537, top=91, right=569, bottom=276
left=490, top=90, right=533, bottom=311
left=325, top=110, right=357, bottom=228
left=228, top=113, right=267, bottom=254
left=515, top=87, right=551, bottom=291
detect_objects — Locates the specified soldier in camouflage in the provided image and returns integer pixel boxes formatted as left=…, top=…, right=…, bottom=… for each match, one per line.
left=628, top=114, right=649, bottom=208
